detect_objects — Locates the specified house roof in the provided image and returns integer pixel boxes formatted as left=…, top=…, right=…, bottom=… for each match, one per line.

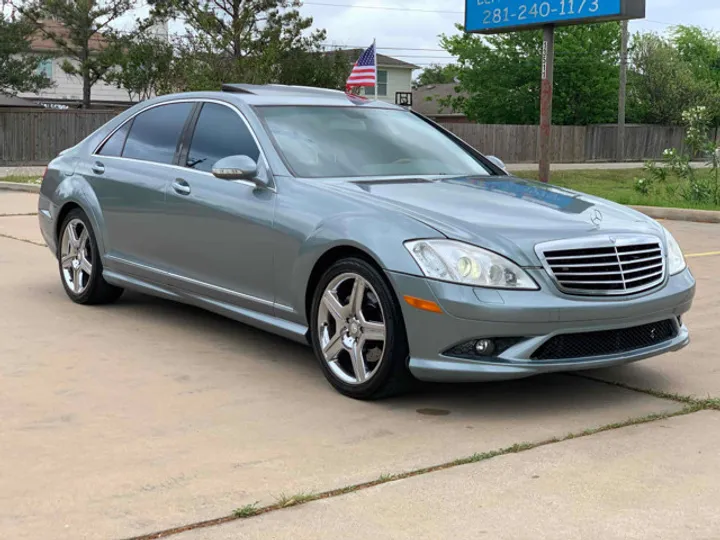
left=0, top=95, right=44, bottom=108
left=327, top=49, right=420, bottom=70
left=30, top=20, right=109, bottom=52
left=412, top=83, right=466, bottom=117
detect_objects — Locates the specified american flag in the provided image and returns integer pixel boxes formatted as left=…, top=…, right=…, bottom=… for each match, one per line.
left=346, top=42, right=377, bottom=93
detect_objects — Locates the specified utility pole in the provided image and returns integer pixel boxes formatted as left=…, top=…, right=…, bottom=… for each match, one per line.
left=538, top=25, right=555, bottom=183
left=617, top=20, right=629, bottom=163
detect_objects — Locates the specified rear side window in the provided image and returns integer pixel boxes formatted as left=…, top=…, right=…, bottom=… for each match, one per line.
left=122, top=103, right=194, bottom=164
left=185, top=103, right=260, bottom=173
left=97, top=121, right=131, bottom=156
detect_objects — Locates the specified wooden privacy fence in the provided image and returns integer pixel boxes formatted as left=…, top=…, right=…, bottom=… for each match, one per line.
left=1, top=109, right=718, bottom=165
left=441, top=123, right=720, bottom=163
left=0, top=109, right=117, bottom=165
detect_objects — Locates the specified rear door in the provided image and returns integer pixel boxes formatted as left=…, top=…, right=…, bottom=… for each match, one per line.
left=86, top=101, right=195, bottom=277
left=161, top=101, right=278, bottom=314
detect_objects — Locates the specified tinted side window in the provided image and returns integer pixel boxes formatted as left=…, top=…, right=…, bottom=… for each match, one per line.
left=186, top=103, right=260, bottom=173
left=98, top=121, right=131, bottom=157
left=122, top=103, right=194, bottom=164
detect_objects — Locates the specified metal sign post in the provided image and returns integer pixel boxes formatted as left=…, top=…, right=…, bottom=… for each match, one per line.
left=539, top=25, right=555, bottom=183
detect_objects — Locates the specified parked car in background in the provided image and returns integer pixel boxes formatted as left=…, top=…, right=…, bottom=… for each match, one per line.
left=38, top=85, right=695, bottom=400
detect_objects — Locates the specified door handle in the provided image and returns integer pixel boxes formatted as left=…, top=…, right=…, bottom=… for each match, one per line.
left=92, top=162, right=105, bottom=175
left=172, top=178, right=191, bottom=195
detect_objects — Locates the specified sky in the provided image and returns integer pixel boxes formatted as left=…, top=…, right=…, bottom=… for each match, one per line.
left=117, top=0, right=720, bottom=71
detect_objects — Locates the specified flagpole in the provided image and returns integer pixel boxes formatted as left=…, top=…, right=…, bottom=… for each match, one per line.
left=373, top=38, right=377, bottom=101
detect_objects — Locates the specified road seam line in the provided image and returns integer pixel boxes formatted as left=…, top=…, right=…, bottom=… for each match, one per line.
left=0, top=233, right=45, bottom=247
left=572, top=373, right=719, bottom=408
left=0, top=212, right=37, bottom=217
left=125, top=404, right=714, bottom=540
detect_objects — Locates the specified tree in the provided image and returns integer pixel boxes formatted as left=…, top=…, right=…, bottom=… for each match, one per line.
left=440, top=22, right=621, bottom=125
left=627, top=32, right=718, bottom=125
left=414, top=63, right=458, bottom=87
left=147, top=0, right=331, bottom=87
left=19, top=0, right=134, bottom=108
left=0, top=13, right=54, bottom=96
left=105, top=34, right=174, bottom=101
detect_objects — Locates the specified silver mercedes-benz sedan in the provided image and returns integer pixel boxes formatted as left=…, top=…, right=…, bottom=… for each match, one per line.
left=38, top=84, right=695, bottom=399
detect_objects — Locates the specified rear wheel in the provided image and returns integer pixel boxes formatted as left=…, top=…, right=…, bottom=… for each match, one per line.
left=58, top=209, right=123, bottom=305
left=310, top=258, right=412, bottom=400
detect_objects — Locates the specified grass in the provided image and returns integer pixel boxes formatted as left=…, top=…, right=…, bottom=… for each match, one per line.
left=274, top=491, right=316, bottom=508
left=0, top=175, right=41, bottom=184
left=232, top=502, right=259, bottom=518
left=512, top=168, right=720, bottom=211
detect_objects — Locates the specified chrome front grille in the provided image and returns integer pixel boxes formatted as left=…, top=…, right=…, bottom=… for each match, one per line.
left=535, top=235, right=666, bottom=296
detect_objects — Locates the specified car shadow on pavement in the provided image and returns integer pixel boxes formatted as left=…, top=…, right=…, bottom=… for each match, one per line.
left=104, top=291, right=668, bottom=419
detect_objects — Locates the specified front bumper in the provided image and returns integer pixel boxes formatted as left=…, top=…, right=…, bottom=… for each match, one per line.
left=387, top=267, right=695, bottom=383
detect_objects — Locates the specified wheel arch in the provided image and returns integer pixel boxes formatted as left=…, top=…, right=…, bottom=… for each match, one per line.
left=50, top=175, right=108, bottom=258
left=304, top=245, right=386, bottom=325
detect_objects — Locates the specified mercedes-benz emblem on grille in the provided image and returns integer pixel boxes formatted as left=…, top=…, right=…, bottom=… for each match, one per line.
left=590, top=209, right=603, bottom=227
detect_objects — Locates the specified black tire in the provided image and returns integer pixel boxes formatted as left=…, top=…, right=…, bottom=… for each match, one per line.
left=57, top=208, right=124, bottom=305
left=310, top=257, right=413, bottom=400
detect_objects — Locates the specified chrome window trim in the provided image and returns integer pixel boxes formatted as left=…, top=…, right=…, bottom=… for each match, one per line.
left=535, top=234, right=667, bottom=297
left=91, top=98, right=275, bottom=191
left=105, top=255, right=294, bottom=313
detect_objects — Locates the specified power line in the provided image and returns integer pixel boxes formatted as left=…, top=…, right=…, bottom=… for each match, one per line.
left=302, top=1, right=463, bottom=14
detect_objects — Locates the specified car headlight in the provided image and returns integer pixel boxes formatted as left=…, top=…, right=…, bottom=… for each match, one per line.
left=404, top=239, right=539, bottom=290
left=663, top=227, right=686, bottom=275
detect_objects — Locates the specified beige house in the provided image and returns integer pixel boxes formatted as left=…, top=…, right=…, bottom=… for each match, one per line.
left=19, top=20, right=169, bottom=108
left=332, top=49, right=418, bottom=105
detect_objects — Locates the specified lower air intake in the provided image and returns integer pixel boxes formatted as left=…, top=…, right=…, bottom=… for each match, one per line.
left=531, top=320, right=677, bottom=360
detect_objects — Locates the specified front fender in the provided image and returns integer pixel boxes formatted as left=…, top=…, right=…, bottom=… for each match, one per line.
left=289, top=211, right=445, bottom=322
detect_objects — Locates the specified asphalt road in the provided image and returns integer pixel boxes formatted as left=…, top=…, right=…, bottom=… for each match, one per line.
left=1, top=191, right=718, bottom=540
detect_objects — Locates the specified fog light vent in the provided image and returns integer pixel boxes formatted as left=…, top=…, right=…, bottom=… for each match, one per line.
left=444, top=337, right=526, bottom=359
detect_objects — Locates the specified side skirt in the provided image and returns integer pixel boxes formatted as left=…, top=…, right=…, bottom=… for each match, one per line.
left=103, top=269, right=310, bottom=345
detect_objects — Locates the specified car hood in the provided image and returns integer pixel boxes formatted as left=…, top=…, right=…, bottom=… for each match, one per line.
left=330, top=175, right=664, bottom=267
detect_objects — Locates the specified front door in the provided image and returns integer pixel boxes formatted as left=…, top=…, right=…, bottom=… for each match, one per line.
left=161, top=101, right=278, bottom=314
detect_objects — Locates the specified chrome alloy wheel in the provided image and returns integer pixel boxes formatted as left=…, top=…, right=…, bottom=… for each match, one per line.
left=60, top=218, right=93, bottom=295
left=317, top=273, right=387, bottom=385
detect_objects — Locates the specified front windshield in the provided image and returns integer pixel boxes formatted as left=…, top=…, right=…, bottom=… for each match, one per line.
left=256, top=106, right=493, bottom=178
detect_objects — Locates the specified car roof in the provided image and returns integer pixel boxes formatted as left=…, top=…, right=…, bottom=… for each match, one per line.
left=148, top=84, right=405, bottom=110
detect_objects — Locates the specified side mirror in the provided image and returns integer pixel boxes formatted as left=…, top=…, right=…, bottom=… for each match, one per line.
left=487, top=155, right=508, bottom=172
left=212, top=155, right=263, bottom=185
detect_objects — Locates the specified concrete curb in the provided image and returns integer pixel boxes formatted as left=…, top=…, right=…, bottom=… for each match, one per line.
left=0, top=181, right=40, bottom=193
left=1, top=182, right=719, bottom=224
left=630, top=205, right=720, bottom=224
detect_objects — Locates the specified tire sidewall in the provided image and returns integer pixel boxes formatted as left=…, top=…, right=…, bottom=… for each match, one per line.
left=310, top=258, right=409, bottom=399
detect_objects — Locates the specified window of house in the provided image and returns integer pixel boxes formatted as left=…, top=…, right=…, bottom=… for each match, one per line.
left=97, top=121, right=132, bottom=157
left=185, top=103, right=260, bottom=173
left=36, top=59, right=53, bottom=78
left=122, top=103, right=194, bottom=164
left=363, top=70, right=388, bottom=97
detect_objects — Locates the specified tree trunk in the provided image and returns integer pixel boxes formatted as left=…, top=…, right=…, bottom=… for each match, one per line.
left=81, top=45, right=91, bottom=109
left=83, top=71, right=91, bottom=108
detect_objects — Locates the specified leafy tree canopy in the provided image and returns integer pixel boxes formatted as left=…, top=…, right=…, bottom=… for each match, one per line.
left=0, top=13, right=54, bottom=96
left=147, top=0, right=344, bottom=89
left=414, top=63, right=458, bottom=87
left=441, top=22, right=621, bottom=125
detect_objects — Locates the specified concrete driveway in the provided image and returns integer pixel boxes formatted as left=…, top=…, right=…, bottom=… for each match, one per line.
left=0, top=191, right=718, bottom=540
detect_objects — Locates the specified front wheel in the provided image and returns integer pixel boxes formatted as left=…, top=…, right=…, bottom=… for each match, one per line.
left=58, top=209, right=124, bottom=305
left=310, top=258, right=412, bottom=400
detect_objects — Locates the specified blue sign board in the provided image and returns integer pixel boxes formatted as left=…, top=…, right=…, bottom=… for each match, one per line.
left=465, top=0, right=645, bottom=34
